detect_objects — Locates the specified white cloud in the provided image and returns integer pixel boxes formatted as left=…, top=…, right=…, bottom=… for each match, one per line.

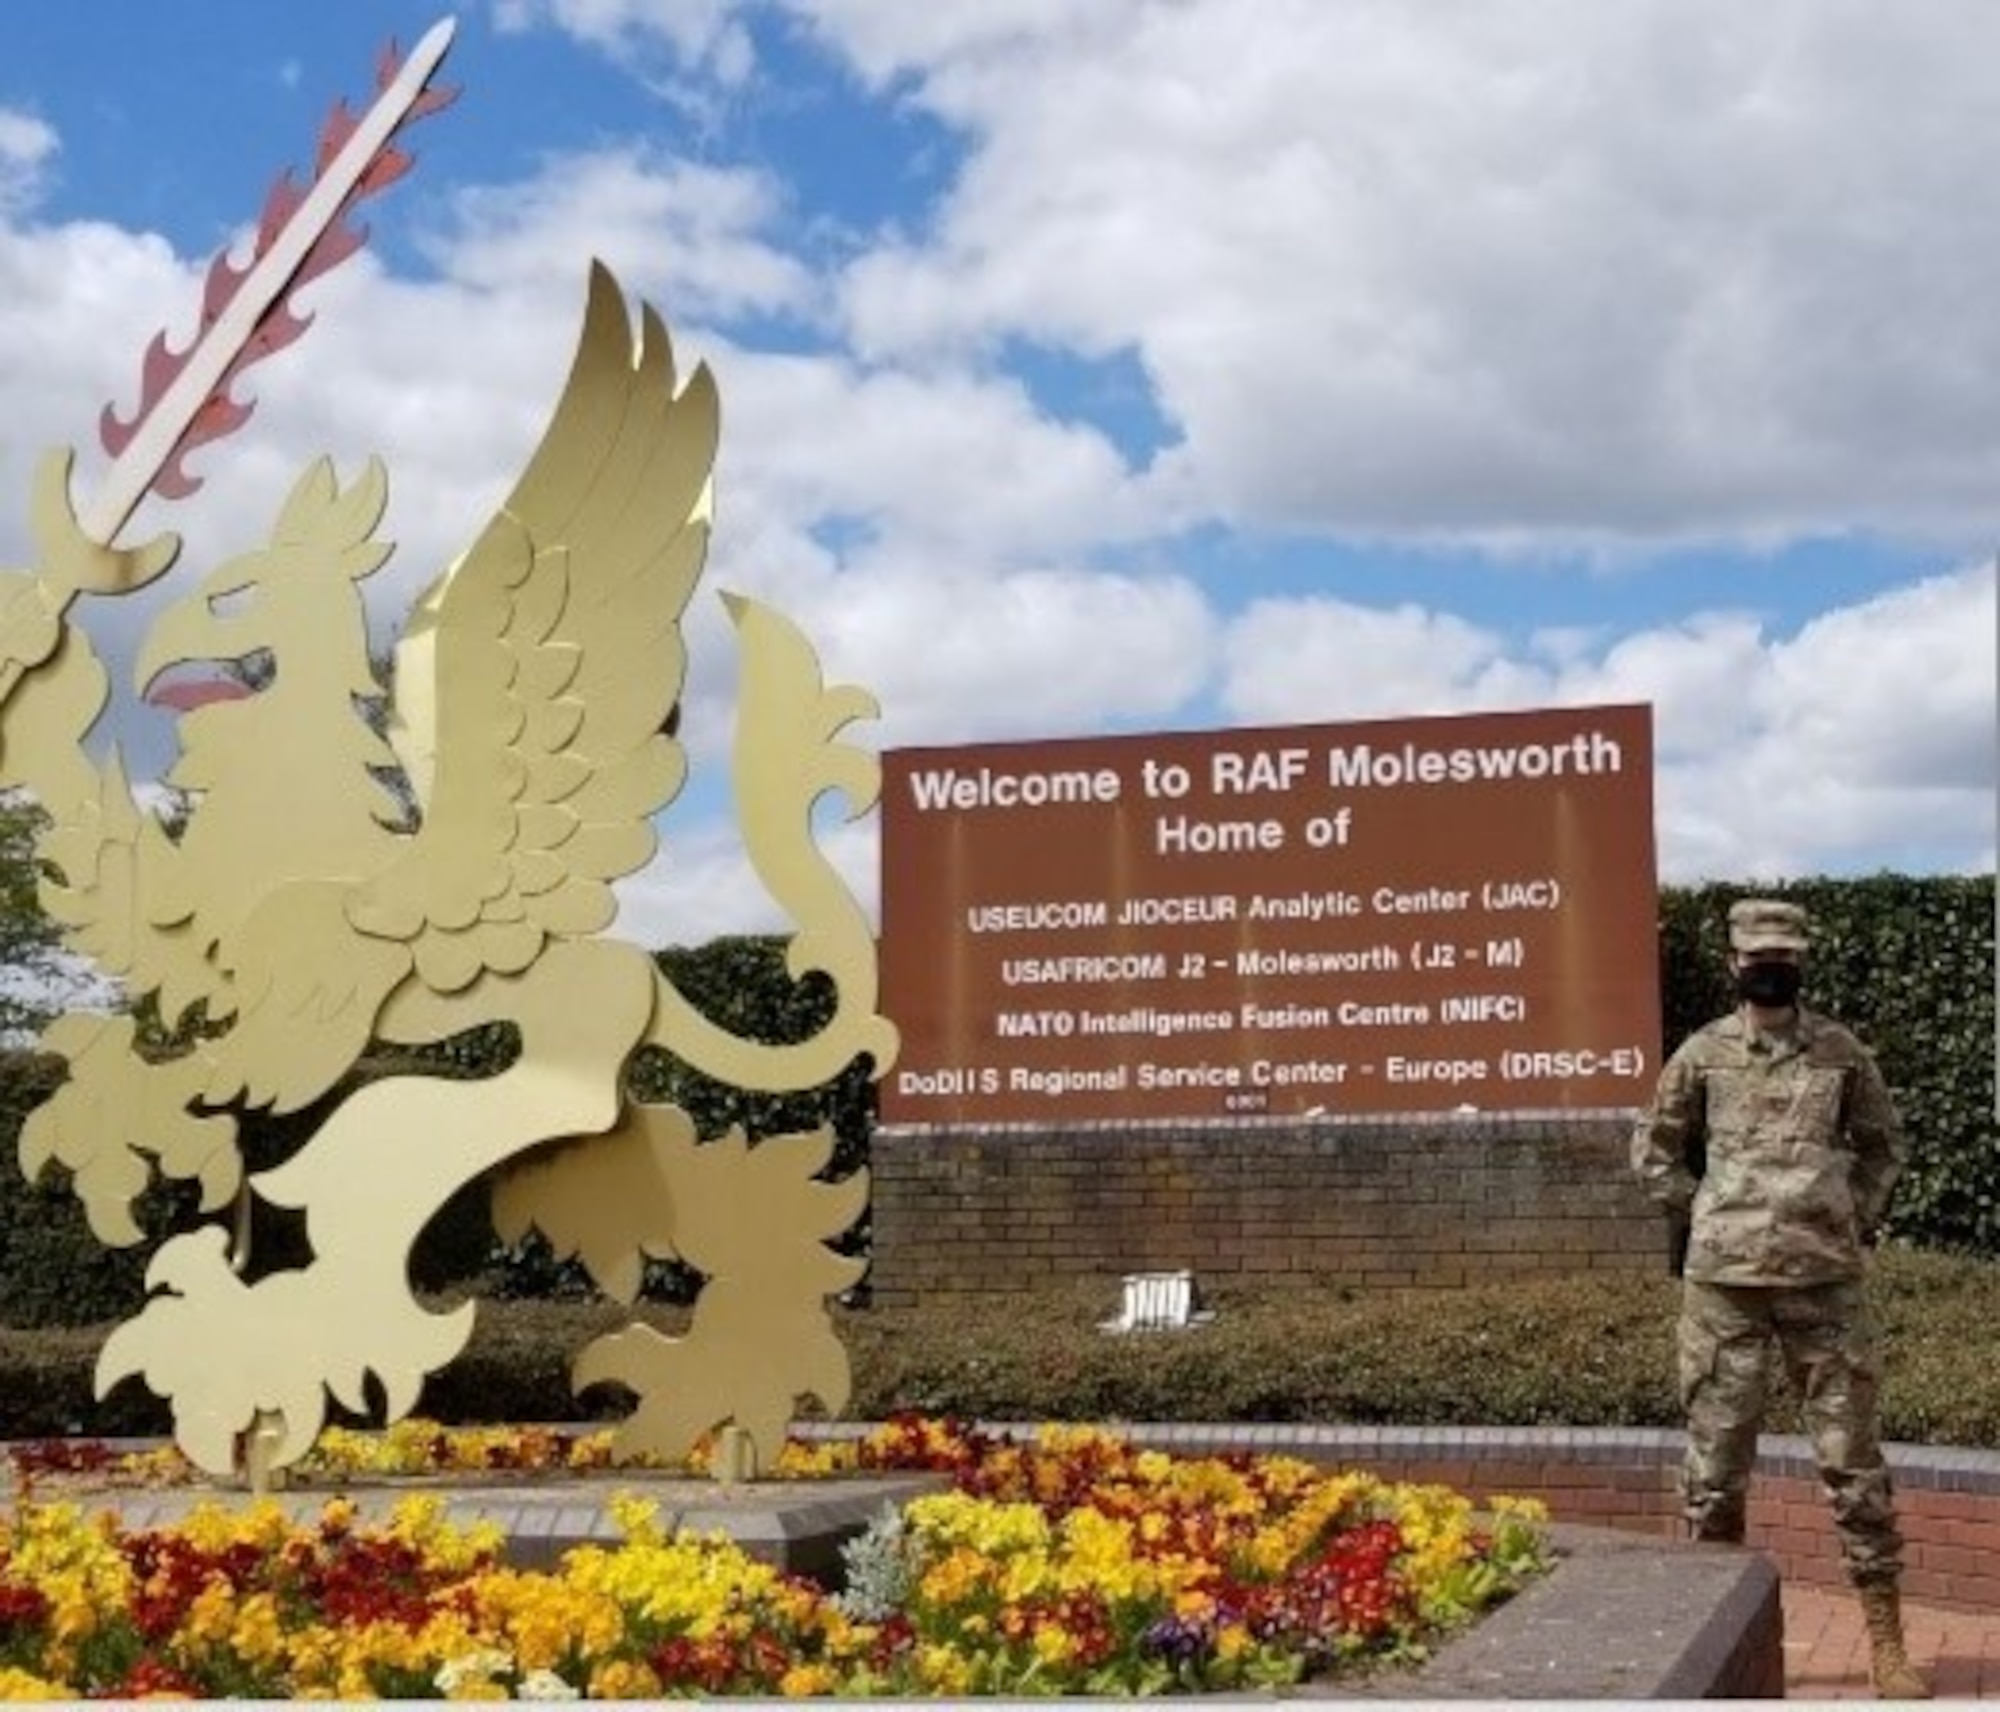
left=617, top=809, right=882, bottom=947
left=798, top=555, right=1215, bottom=749
left=1757, top=567, right=1997, bottom=791
left=1217, top=562, right=1997, bottom=884
left=493, top=0, right=755, bottom=87
left=426, top=148, right=815, bottom=318
left=714, top=349, right=1151, bottom=561
left=1221, top=598, right=1554, bottom=725
left=0, top=110, right=55, bottom=217
left=784, top=0, right=2000, bottom=549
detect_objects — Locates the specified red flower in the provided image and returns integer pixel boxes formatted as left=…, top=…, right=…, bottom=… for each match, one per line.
left=0, top=1580, right=50, bottom=1632
left=95, top=1655, right=202, bottom=1699
left=8, top=1439, right=114, bottom=1478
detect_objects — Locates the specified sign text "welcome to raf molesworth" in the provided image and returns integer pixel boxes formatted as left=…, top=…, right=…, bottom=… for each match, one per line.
left=878, top=702, right=1660, bottom=1124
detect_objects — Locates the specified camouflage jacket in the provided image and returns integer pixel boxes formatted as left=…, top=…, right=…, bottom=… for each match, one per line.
left=1630, top=1006, right=1905, bottom=1285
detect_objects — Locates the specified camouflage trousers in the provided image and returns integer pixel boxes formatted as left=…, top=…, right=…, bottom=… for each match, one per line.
left=1677, top=1278, right=1904, bottom=1586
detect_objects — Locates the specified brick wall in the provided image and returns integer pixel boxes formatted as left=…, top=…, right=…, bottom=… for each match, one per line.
left=868, top=1112, right=1665, bottom=1305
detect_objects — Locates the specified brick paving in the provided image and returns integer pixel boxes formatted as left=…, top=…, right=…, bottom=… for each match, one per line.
left=1784, top=1584, right=2000, bottom=1699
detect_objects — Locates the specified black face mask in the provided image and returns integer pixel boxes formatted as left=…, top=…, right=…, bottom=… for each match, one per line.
left=1735, top=960, right=1803, bottom=1008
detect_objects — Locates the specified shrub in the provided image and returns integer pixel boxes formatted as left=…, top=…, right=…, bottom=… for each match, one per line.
left=7, top=1247, right=1999, bottom=1449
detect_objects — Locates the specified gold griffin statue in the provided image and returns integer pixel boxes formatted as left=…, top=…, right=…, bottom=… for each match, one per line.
left=0, top=261, right=898, bottom=1481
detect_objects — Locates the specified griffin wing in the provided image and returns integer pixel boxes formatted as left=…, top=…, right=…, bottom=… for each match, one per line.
left=5, top=626, right=218, bottom=1026
left=347, top=264, right=715, bottom=991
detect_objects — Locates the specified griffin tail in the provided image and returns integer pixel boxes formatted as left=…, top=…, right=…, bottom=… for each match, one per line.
left=90, top=19, right=459, bottom=546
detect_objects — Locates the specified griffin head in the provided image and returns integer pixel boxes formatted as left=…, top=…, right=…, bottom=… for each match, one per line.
left=134, top=456, right=392, bottom=722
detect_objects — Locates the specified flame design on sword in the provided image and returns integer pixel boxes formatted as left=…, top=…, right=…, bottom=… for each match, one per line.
left=87, top=19, right=458, bottom=548
left=0, top=18, right=457, bottom=712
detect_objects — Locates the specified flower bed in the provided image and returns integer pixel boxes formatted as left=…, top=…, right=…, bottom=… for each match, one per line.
left=0, top=1417, right=1549, bottom=1699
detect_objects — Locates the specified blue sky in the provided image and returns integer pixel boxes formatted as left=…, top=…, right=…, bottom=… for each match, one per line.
left=1, top=1, right=1994, bottom=942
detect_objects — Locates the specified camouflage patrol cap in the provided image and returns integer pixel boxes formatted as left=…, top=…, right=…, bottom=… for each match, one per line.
left=1728, top=898, right=1810, bottom=953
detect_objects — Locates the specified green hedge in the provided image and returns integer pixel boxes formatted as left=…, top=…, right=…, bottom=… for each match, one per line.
left=0, top=877, right=1992, bottom=1328
left=9, top=1250, right=2000, bottom=1448
left=1658, top=876, right=1997, bottom=1251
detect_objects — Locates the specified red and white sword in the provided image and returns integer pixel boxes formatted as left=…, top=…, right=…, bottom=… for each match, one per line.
left=88, top=15, right=459, bottom=550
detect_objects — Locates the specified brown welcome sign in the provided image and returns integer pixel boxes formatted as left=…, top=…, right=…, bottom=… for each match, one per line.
left=879, top=702, right=1659, bottom=1123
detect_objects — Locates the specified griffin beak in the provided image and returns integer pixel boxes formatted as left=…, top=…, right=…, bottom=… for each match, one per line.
left=134, top=617, right=263, bottom=713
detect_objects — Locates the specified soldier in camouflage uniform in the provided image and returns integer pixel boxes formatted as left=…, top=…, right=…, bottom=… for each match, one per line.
left=1631, top=898, right=1929, bottom=1700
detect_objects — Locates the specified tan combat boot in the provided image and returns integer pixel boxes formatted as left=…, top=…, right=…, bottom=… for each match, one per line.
left=1858, top=1583, right=1932, bottom=1699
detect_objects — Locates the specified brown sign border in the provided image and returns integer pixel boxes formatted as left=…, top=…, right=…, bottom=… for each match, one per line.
left=879, top=702, right=1660, bottom=1125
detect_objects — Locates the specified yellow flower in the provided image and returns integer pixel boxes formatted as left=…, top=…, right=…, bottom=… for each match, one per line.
left=5, top=1501, right=135, bottom=1618
left=565, top=1432, right=613, bottom=1471
left=818, top=1608, right=866, bottom=1660
left=775, top=1439, right=855, bottom=1480
left=228, top=1589, right=289, bottom=1669
left=476, top=1570, right=625, bottom=1673
left=183, top=1581, right=239, bottom=1649
left=1157, top=1473, right=1243, bottom=1524
left=281, top=1626, right=349, bottom=1696
left=904, top=1491, right=1049, bottom=1557
left=1031, top=1622, right=1077, bottom=1667
left=1216, top=1621, right=1252, bottom=1663
left=565, top=1528, right=783, bottom=1635
left=1490, top=1494, right=1550, bottom=1523
left=779, top=1662, right=839, bottom=1696
left=1250, top=1451, right=1316, bottom=1489
left=378, top=1495, right=504, bottom=1571
left=1174, top=1587, right=1218, bottom=1622
left=917, top=1544, right=991, bottom=1607
left=104, top=1445, right=192, bottom=1487
left=1242, top=1527, right=1291, bottom=1578
left=603, top=1492, right=663, bottom=1545
left=997, top=1548, right=1052, bottom=1604
left=311, top=1614, right=455, bottom=1703
left=340, top=1618, right=437, bottom=1684
left=416, top=1609, right=491, bottom=1669
left=0, top=1666, right=69, bottom=1700
left=45, top=1580, right=100, bottom=1649
left=586, top=1657, right=664, bottom=1699
left=917, top=1643, right=974, bottom=1695
left=1054, top=1506, right=1153, bottom=1601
